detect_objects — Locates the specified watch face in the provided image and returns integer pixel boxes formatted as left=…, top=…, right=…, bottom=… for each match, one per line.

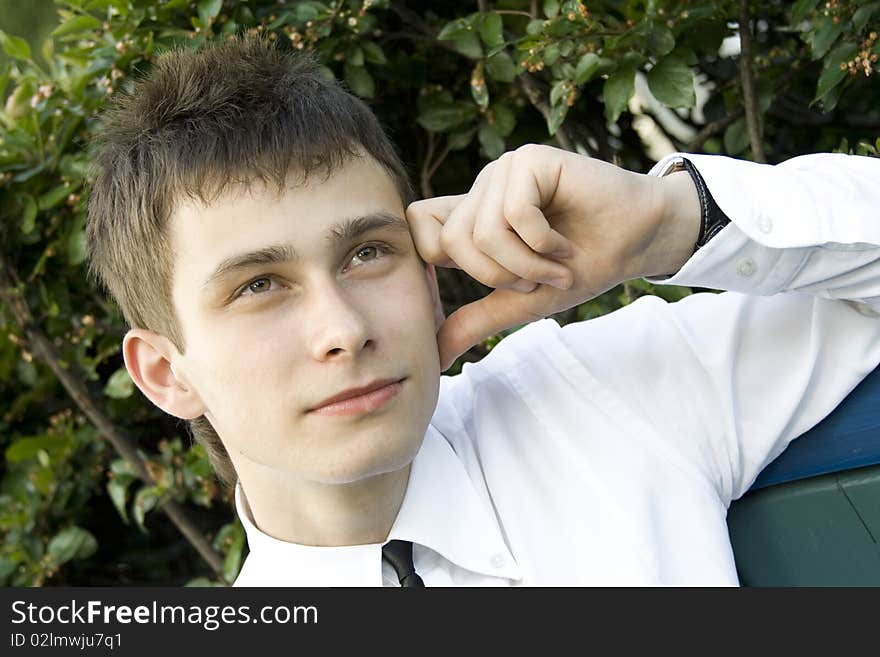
left=658, top=157, right=686, bottom=177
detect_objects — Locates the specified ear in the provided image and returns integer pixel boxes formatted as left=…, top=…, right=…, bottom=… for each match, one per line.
left=424, top=263, right=446, bottom=330
left=122, top=328, right=207, bottom=420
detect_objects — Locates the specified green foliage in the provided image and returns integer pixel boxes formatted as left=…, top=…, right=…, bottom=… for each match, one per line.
left=0, top=0, right=877, bottom=586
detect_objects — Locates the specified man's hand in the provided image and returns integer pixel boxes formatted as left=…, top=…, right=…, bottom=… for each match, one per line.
left=406, top=144, right=701, bottom=371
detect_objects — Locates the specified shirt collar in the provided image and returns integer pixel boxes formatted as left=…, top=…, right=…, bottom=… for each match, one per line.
left=234, top=424, right=522, bottom=586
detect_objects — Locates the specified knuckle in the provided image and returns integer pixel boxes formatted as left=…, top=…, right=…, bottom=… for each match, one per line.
left=438, top=226, right=455, bottom=252
left=532, top=232, right=554, bottom=253
left=472, top=227, right=494, bottom=251
left=515, top=142, right=541, bottom=158
left=503, top=201, right=525, bottom=225
left=483, top=269, right=511, bottom=288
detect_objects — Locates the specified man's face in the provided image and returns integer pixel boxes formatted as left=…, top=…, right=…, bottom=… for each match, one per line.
left=167, top=154, right=443, bottom=485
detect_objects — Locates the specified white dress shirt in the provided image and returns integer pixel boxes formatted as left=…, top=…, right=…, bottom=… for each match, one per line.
left=233, top=152, right=880, bottom=586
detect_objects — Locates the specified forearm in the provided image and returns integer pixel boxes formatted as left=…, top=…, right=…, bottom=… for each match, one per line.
left=645, top=170, right=702, bottom=278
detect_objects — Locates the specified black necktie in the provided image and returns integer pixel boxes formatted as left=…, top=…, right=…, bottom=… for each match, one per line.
left=382, top=539, right=425, bottom=587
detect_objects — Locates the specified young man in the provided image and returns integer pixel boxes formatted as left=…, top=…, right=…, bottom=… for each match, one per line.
left=86, top=36, right=880, bottom=586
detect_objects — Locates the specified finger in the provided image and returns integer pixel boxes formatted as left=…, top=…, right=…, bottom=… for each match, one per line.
left=443, top=223, right=538, bottom=292
left=479, top=226, right=573, bottom=289
left=405, top=195, right=464, bottom=267
left=441, top=178, right=534, bottom=291
left=436, top=287, right=545, bottom=371
left=504, top=150, right=576, bottom=258
left=474, top=155, right=573, bottom=289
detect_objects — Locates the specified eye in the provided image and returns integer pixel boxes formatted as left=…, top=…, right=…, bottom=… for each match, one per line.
left=235, top=276, right=278, bottom=300
left=346, top=243, right=393, bottom=270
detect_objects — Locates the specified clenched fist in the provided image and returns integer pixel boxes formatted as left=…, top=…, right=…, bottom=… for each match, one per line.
left=406, top=144, right=701, bottom=371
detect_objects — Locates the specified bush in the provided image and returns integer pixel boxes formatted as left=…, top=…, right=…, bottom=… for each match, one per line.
left=1, top=0, right=877, bottom=586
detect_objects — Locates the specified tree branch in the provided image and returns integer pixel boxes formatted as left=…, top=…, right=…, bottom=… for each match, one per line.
left=420, top=130, right=436, bottom=199
left=516, top=72, right=576, bottom=151
left=687, top=109, right=744, bottom=151
left=0, top=254, right=228, bottom=584
left=739, top=0, right=766, bottom=162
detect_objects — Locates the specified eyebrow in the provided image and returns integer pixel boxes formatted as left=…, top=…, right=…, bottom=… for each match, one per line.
left=201, top=211, right=410, bottom=292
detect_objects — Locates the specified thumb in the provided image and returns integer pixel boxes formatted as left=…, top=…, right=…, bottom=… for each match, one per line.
left=436, top=288, right=544, bottom=371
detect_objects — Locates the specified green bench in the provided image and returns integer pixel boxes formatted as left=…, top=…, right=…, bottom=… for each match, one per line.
left=727, top=364, right=880, bottom=586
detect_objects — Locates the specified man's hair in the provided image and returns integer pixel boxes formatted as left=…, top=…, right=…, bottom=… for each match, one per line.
left=86, top=36, right=415, bottom=488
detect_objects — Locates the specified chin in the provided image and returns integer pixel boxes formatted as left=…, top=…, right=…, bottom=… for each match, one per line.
left=313, top=429, right=426, bottom=485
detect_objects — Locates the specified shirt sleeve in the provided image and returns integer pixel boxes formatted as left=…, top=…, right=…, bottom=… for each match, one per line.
left=555, top=152, right=880, bottom=505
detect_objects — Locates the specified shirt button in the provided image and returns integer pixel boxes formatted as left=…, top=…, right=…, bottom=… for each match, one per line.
left=490, top=553, right=506, bottom=569
left=758, top=215, right=773, bottom=233
left=737, top=258, right=756, bottom=277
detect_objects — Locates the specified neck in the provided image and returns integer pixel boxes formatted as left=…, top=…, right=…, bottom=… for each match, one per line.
left=234, top=461, right=412, bottom=546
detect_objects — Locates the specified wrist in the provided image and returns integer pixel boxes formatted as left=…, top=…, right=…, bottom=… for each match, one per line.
left=649, top=169, right=702, bottom=278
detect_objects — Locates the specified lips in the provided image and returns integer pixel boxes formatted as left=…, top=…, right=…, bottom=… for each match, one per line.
left=308, top=378, right=405, bottom=412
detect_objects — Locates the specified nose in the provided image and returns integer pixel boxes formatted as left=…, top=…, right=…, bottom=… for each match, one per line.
left=306, top=279, right=373, bottom=362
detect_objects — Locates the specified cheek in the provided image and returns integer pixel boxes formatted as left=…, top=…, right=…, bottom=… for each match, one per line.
left=372, top=270, right=437, bottom=331
left=186, top=318, right=297, bottom=408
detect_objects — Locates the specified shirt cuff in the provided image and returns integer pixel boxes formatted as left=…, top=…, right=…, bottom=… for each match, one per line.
left=642, top=153, right=811, bottom=295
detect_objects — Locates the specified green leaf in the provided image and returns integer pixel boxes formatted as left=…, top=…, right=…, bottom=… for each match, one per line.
left=52, top=15, right=103, bottom=39
left=0, top=558, right=17, bottom=581
left=526, top=19, right=544, bottom=36
left=295, top=3, right=320, bottom=22
left=478, top=122, right=505, bottom=159
left=197, top=0, right=223, bottom=25
left=348, top=45, right=364, bottom=67
left=486, top=51, right=516, bottom=82
left=853, top=3, right=880, bottom=34
left=548, top=101, right=569, bottom=136
left=449, top=33, right=483, bottom=60
left=790, top=0, right=819, bottom=26
left=185, top=576, right=225, bottom=587
left=543, top=43, right=561, bottom=66
left=470, top=62, right=489, bottom=109
left=6, top=435, right=58, bottom=463
left=133, top=486, right=160, bottom=532
left=20, top=196, right=37, bottom=235
left=47, top=527, right=98, bottom=566
left=221, top=522, right=245, bottom=582
left=0, top=31, right=31, bottom=61
left=4, top=78, right=36, bottom=120
left=550, top=79, right=568, bottom=106
left=85, top=0, right=130, bottom=15
left=68, top=228, right=87, bottom=266
left=417, top=103, right=477, bottom=132
left=647, top=53, right=695, bottom=108
left=490, top=103, right=516, bottom=137
left=111, top=457, right=139, bottom=478
left=575, top=53, right=601, bottom=84
left=813, top=42, right=858, bottom=104
left=104, top=367, right=134, bottom=399
left=361, top=41, right=387, bottom=65
left=647, top=25, right=676, bottom=57
left=447, top=127, right=476, bottom=150
left=543, top=0, right=559, bottom=19
left=438, top=16, right=476, bottom=41
left=603, top=59, right=638, bottom=124
left=38, top=185, right=71, bottom=211
left=17, top=359, right=37, bottom=387
left=480, top=11, right=504, bottom=48
left=344, top=62, right=375, bottom=98
left=809, top=18, right=844, bottom=60
left=723, top=117, right=750, bottom=154
left=0, top=61, right=10, bottom=99
left=108, top=473, right=136, bottom=524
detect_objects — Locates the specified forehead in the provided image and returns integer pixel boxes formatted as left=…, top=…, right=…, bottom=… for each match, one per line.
left=168, top=155, right=406, bottom=287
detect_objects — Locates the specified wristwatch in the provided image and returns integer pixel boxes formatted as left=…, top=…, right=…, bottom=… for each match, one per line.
left=656, top=156, right=731, bottom=255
